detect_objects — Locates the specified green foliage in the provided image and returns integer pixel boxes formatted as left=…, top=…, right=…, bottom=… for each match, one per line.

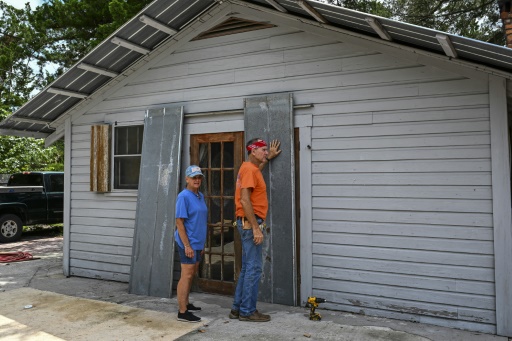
left=23, top=224, right=63, bottom=236
left=30, top=0, right=153, bottom=73
left=319, top=0, right=503, bottom=45
left=383, top=0, right=502, bottom=45
left=323, top=0, right=392, bottom=17
left=0, top=2, right=41, bottom=110
left=0, top=135, right=64, bottom=173
left=0, top=0, right=152, bottom=174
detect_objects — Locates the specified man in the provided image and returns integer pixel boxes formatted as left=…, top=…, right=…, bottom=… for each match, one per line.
left=229, top=137, right=281, bottom=322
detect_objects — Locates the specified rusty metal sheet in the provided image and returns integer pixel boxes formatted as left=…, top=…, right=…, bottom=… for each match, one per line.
left=129, top=106, right=183, bottom=298
left=244, top=93, right=296, bottom=306
left=90, top=125, right=111, bottom=192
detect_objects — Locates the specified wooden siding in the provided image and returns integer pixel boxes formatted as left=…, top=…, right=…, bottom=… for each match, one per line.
left=309, top=65, right=493, bottom=332
left=67, top=23, right=494, bottom=332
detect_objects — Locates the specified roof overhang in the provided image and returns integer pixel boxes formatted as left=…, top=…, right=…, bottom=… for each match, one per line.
left=2, top=0, right=512, bottom=142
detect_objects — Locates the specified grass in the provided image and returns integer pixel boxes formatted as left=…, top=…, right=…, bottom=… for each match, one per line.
left=22, top=224, right=64, bottom=237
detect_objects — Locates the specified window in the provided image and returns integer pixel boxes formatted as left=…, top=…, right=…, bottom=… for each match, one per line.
left=8, top=173, right=43, bottom=186
left=49, top=174, right=64, bottom=192
left=113, top=125, right=144, bottom=190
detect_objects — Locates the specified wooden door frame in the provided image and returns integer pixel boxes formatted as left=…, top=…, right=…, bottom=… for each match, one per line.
left=190, top=132, right=244, bottom=295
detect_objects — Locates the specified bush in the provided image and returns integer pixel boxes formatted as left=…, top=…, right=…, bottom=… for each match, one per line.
left=22, top=224, right=63, bottom=237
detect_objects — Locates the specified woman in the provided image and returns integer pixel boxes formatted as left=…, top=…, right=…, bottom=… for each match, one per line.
left=175, top=165, right=208, bottom=323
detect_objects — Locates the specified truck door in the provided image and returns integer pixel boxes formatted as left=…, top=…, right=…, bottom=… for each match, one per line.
left=8, top=173, right=46, bottom=224
left=46, top=173, right=64, bottom=223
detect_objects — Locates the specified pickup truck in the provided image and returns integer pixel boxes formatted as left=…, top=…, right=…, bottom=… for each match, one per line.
left=0, top=172, right=64, bottom=242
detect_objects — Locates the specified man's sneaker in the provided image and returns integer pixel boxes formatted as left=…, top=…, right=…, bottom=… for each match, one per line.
left=230, top=309, right=263, bottom=319
left=255, top=311, right=271, bottom=320
left=187, top=303, right=201, bottom=311
left=239, top=310, right=270, bottom=322
left=177, top=310, right=201, bottom=323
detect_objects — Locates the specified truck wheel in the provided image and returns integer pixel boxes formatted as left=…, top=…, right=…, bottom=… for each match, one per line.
left=0, top=214, right=23, bottom=243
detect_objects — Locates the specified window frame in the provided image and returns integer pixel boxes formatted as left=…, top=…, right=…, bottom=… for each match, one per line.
left=111, top=123, right=144, bottom=192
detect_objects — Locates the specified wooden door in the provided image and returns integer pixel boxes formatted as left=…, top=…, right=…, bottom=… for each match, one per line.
left=190, top=132, right=244, bottom=295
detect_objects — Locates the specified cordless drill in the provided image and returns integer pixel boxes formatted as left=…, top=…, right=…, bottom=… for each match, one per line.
left=305, top=297, right=326, bottom=320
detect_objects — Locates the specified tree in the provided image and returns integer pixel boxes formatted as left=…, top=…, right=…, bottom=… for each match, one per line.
left=30, top=0, right=153, bottom=75
left=0, top=2, right=43, bottom=111
left=321, top=0, right=392, bottom=17
left=318, top=0, right=503, bottom=45
left=384, top=0, right=502, bottom=45
left=0, top=2, right=62, bottom=173
left=0, top=0, right=152, bottom=174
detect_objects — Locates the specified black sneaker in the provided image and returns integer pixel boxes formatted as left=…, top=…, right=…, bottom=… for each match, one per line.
left=177, top=310, right=201, bottom=323
left=229, top=309, right=239, bottom=319
left=187, top=303, right=201, bottom=311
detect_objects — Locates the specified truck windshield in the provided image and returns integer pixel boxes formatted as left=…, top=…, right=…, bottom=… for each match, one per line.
left=8, top=174, right=44, bottom=186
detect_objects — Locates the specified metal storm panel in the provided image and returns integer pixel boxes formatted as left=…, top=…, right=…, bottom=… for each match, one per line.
left=129, top=105, right=184, bottom=298
left=244, top=93, right=296, bottom=306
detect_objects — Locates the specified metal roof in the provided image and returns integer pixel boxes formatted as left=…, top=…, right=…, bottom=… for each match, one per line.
left=2, top=0, right=512, bottom=139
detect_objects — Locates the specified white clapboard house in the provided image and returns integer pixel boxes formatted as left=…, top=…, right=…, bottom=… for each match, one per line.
left=1, top=0, right=511, bottom=336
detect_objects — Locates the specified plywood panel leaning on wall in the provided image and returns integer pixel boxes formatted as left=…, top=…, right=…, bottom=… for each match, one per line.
left=90, top=124, right=111, bottom=192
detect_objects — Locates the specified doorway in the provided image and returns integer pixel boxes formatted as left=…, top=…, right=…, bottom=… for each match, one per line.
left=189, top=126, right=301, bottom=303
left=190, top=132, right=244, bottom=295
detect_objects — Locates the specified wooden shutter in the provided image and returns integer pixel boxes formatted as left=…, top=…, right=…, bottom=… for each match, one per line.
left=90, top=124, right=111, bottom=192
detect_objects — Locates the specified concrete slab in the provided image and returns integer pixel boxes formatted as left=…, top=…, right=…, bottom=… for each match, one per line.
left=0, top=288, right=204, bottom=341
left=2, top=236, right=510, bottom=341
left=173, top=293, right=507, bottom=341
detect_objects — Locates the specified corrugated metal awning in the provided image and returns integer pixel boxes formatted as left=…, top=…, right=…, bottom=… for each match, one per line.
left=2, top=0, right=511, bottom=139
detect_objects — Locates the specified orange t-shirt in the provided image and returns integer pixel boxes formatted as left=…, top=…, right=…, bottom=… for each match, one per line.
left=235, top=161, right=268, bottom=219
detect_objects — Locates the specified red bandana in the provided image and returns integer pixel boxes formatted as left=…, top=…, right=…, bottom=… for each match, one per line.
left=246, top=139, right=267, bottom=151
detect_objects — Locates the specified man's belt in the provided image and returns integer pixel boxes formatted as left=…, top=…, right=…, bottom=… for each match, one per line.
left=235, top=216, right=266, bottom=231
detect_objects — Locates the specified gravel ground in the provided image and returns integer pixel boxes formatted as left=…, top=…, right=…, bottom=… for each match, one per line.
left=0, top=235, right=63, bottom=255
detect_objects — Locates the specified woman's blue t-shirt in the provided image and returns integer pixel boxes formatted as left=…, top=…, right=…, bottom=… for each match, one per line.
left=174, top=189, right=207, bottom=250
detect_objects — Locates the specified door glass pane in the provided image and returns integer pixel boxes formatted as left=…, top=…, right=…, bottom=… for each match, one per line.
left=210, top=198, right=221, bottom=226
left=211, top=170, right=221, bottom=196
left=212, top=224, right=222, bottom=247
left=199, top=143, right=208, bottom=168
left=200, top=176, right=207, bottom=194
left=223, top=170, right=234, bottom=196
left=223, top=142, right=234, bottom=167
left=211, top=255, right=222, bottom=280
left=223, top=225, right=234, bottom=248
left=211, top=143, right=221, bottom=168
left=223, top=256, right=235, bottom=282
left=224, top=199, right=234, bottom=222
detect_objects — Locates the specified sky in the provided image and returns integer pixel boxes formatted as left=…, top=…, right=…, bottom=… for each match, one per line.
left=3, top=0, right=44, bottom=9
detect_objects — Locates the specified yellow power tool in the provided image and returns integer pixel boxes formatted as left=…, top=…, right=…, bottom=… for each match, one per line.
left=306, top=296, right=326, bottom=320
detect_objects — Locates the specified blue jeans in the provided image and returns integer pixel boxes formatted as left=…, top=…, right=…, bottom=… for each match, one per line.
left=231, top=218, right=263, bottom=316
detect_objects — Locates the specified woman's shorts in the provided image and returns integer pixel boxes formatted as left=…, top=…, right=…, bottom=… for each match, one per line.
left=177, top=244, right=202, bottom=264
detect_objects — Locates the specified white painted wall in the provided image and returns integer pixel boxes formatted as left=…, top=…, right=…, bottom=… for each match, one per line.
left=67, top=19, right=494, bottom=333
